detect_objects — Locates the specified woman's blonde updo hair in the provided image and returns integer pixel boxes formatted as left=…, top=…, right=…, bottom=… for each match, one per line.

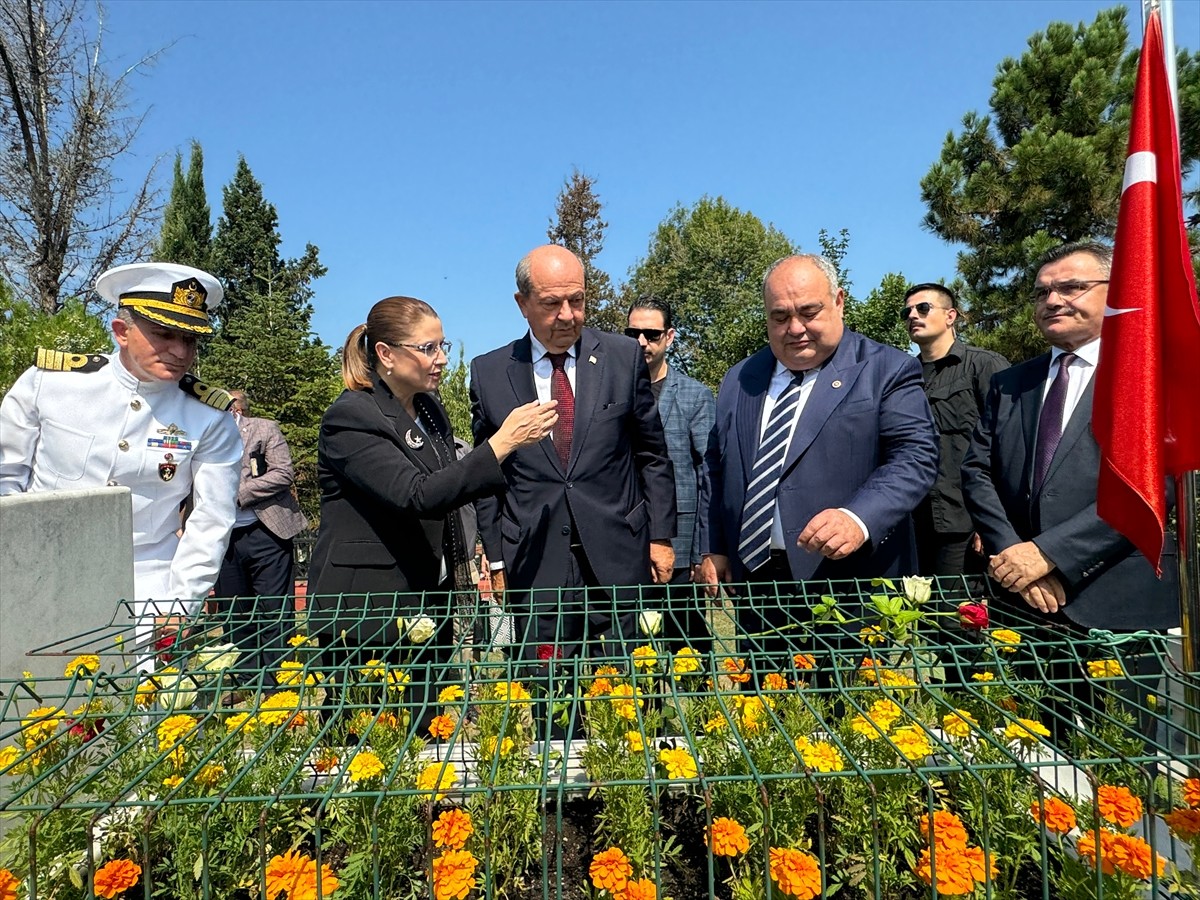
left=341, top=296, right=438, bottom=390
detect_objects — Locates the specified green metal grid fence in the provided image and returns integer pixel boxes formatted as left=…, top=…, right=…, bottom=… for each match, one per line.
left=1, top=576, right=1197, bottom=899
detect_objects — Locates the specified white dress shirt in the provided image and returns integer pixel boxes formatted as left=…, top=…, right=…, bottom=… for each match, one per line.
left=529, top=332, right=577, bottom=402
left=1041, top=337, right=1100, bottom=437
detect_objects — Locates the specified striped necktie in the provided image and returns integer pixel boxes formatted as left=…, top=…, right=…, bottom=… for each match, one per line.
left=737, top=371, right=806, bottom=574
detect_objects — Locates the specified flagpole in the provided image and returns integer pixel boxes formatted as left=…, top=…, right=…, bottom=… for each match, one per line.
left=1144, top=0, right=1200, bottom=761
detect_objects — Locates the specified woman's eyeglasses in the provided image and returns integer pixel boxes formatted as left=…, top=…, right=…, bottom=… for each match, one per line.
left=395, top=341, right=452, bottom=358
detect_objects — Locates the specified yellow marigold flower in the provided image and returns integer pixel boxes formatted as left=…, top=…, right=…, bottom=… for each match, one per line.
left=867, top=699, right=903, bottom=726
left=348, top=751, right=385, bottom=783
left=878, top=669, right=917, bottom=690
left=624, top=877, right=657, bottom=900
left=672, top=647, right=702, bottom=677
left=1003, top=718, right=1050, bottom=746
left=857, top=657, right=885, bottom=684
left=432, top=848, right=478, bottom=900
left=255, top=691, right=305, bottom=728
left=891, top=725, right=933, bottom=761
left=919, top=810, right=968, bottom=852
left=914, top=847, right=977, bottom=896
left=438, top=684, right=465, bottom=704
left=589, top=847, right=632, bottom=893
left=156, top=714, right=198, bottom=752
left=769, top=847, right=822, bottom=900
left=658, top=746, right=698, bottom=779
left=482, top=735, right=515, bottom=758
left=594, top=665, right=621, bottom=677
left=733, top=694, right=773, bottom=733
left=624, top=730, right=645, bottom=753
left=705, top=714, right=729, bottom=733
left=761, top=672, right=790, bottom=691
left=793, top=653, right=816, bottom=670
left=1031, top=796, right=1077, bottom=835
left=990, top=629, right=1021, bottom=652
left=0, top=868, right=19, bottom=900
left=275, top=660, right=323, bottom=687
left=0, top=746, right=20, bottom=772
left=134, top=679, right=158, bottom=707
left=360, top=659, right=385, bottom=680
left=708, top=817, right=750, bottom=856
left=225, top=712, right=252, bottom=732
left=1163, top=807, right=1200, bottom=840
left=93, top=859, right=141, bottom=898
left=265, top=849, right=338, bottom=900
left=21, top=706, right=63, bottom=745
left=286, top=633, right=311, bottom=647
left=1183, top=777, right=1200, bottom=809
left=162, top=774, right=184, bottom=789
left=196, top=763, right=226, bottom=788
left=1086, top=658, right=1124, bottom=679
left=417, top=762, right=457, bottom=800
left=942, top=709, right=978, bottom=740
left=428, top=714, right=455, bottom=740
left=849, top=715, right=889, bottom=739
left=432, top=808, right=474, bottom=849
left=721, top=657, right=751, bottom=684
left=631, top=645, right=659, bottom=671
left=609, top=683, right=643, bottom=721
left=492, top=681, right=531, bottom=708
left=387, top=669, right=410, bottom=693
left=800, top=740, right=845, bottom=773
left=971, top=671, right=995, bottom=683
left=1096, top=784, right=1143, bottom=829
left=64, top=654, right=100, bottom=678
left=860, top=625, right=887, bottom=646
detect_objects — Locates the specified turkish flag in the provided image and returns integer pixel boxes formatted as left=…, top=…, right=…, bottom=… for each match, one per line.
left=1093, top=9, right=1200, bottom=575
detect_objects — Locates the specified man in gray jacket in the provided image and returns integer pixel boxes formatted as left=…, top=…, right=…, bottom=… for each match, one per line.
left=627, top=296, right=716, bottom=649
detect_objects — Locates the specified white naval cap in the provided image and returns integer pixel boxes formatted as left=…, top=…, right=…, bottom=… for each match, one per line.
left=96, top=262, right=224, bottom=336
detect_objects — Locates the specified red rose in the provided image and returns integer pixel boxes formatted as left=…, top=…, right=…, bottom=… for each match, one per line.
left=155, top=633, right=177, bottom=663
left=537, top=644, right=562, bottom=661
left=958, top=602, right=990, bottom=631
left=68, top=718, right=104, bottom=742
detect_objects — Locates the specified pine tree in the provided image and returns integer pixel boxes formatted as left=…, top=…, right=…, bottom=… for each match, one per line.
left=155, top=141, right=212, bottom=269
left=546, top=169, right=620, bottom=330
left=921, top=7, right=1199, bottom=362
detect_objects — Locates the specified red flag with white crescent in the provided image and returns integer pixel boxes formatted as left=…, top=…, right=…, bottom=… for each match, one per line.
left=1093, top=9, right=1200, bottom=575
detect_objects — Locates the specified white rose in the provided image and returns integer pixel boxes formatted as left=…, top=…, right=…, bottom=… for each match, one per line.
left=196, top=643, right=241, bottom=673
left=902, top=576, right=933, bottom=606
left=638, top=610, right=663, bottom=636
left=405, top=616, right=437, bottom=643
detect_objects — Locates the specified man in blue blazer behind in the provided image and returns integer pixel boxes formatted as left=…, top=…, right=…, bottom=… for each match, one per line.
left=699, top=254, right=939, bottom=651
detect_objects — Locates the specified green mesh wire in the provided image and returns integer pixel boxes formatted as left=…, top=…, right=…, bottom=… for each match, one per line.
left=0, top=575, right=1197, bottom=899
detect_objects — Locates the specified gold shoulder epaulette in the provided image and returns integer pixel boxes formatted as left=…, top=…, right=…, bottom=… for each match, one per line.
left=35, top=349, right=109, bottom=373
left=179, top=373, right=234, bottom=411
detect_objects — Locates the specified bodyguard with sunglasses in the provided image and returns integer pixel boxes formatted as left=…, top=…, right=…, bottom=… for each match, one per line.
left=903, top=283, right=1008, bottom=576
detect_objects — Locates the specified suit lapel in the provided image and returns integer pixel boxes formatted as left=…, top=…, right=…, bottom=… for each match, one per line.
left=1043, top=377, right=1094, bottom=489
left=734, top=350, right=774, bottom=478
left=1020, top=355, right=1052, bottom=493
left=656, top=368, right=680, bottom=427
left=568, top=331, right=602, bottom=474
left=781, top=353, right=867, bottom=474
left=507, top=335, right=560, bottom=471
left=371, top=383, right=439, bottom=473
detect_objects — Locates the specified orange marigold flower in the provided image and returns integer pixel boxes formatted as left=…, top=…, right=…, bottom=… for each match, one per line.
left=589, top=847, right=632, bottom=893
left=1163, top=807, right=1200, bottom=840
left=0, top=868, right=19, bottom=900
left=1108, top=832, right=1165, bottom=880
left=432, top=809, right=474, bottom=850
left=857, top=657, right=885, bottom=684
left=768, top=847, right=822, bottom=900
left=707, top=817, right=750, bottom=857
left=721, top=657, right=751, bottom=684
left=428, top=715, right=455, bottom=740
left=264, top=849, right=339, bottom=900
left=1031, top=797, right=1077, bottom=835
left=1183, top=777, right=1200, bottom=810
left=792, top=653, right=816, bottom=670
left=914, top=847, right=977, bottom=896
left=93, top=859, right=142, bottom=898
left=1077, top=829, right=1118, bottom=876
left=1096, top=784, right=1143, bottom=829
left=961, top=845, right=997, bottom=884
left=623, top=878, right=657, bottom=900
left=761, top=672, right=790, bottom=691
left=918, top=811, right=968, bottom=852
left=585, top=677, right=614, bottom=698
left=432, top=849, right=477, bottom=900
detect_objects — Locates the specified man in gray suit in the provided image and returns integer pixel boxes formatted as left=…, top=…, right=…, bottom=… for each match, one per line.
left=626, top=296, right=716, bottom=650
left=215, top=390, right=309, bottom=685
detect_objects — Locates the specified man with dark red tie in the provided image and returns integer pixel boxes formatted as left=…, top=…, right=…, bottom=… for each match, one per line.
left=962, top=241, right=1178, bottom=631
left=470, top=244, right=677, bottom=662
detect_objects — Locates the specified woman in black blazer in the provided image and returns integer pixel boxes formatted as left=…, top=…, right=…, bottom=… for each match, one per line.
left=309, top=296, right=556, bottom=722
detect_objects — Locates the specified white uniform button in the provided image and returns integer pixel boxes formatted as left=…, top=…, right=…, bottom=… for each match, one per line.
left=118, top=440, right=129, bottom=451
left=131, top=399, right=142, bottom=410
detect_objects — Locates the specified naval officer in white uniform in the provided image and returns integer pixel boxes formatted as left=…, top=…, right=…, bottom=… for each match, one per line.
left=0, top=263, right=242, bottom=660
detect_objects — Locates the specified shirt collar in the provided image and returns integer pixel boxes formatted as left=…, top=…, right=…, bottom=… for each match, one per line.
left=109, top=351, right=174, bottom=393
left=1051, top=337, right=1101, bottom=367
left=530, top=332, right=577, bottom=363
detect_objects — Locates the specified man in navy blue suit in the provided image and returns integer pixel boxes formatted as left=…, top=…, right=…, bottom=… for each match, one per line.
left=698, top=254, right=939, bottom=650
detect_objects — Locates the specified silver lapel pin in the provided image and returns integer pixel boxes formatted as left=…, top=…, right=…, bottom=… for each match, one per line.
left=405, top=429, right=425, bottom=449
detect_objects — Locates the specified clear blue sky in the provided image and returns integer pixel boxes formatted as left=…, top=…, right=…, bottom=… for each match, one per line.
left=102, top=0, right=1200, bottom=362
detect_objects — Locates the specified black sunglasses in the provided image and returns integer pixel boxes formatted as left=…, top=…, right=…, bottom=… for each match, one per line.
left=899, top=301, right=948, bottom=322
left=624, top=327, right=665, bottom=342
